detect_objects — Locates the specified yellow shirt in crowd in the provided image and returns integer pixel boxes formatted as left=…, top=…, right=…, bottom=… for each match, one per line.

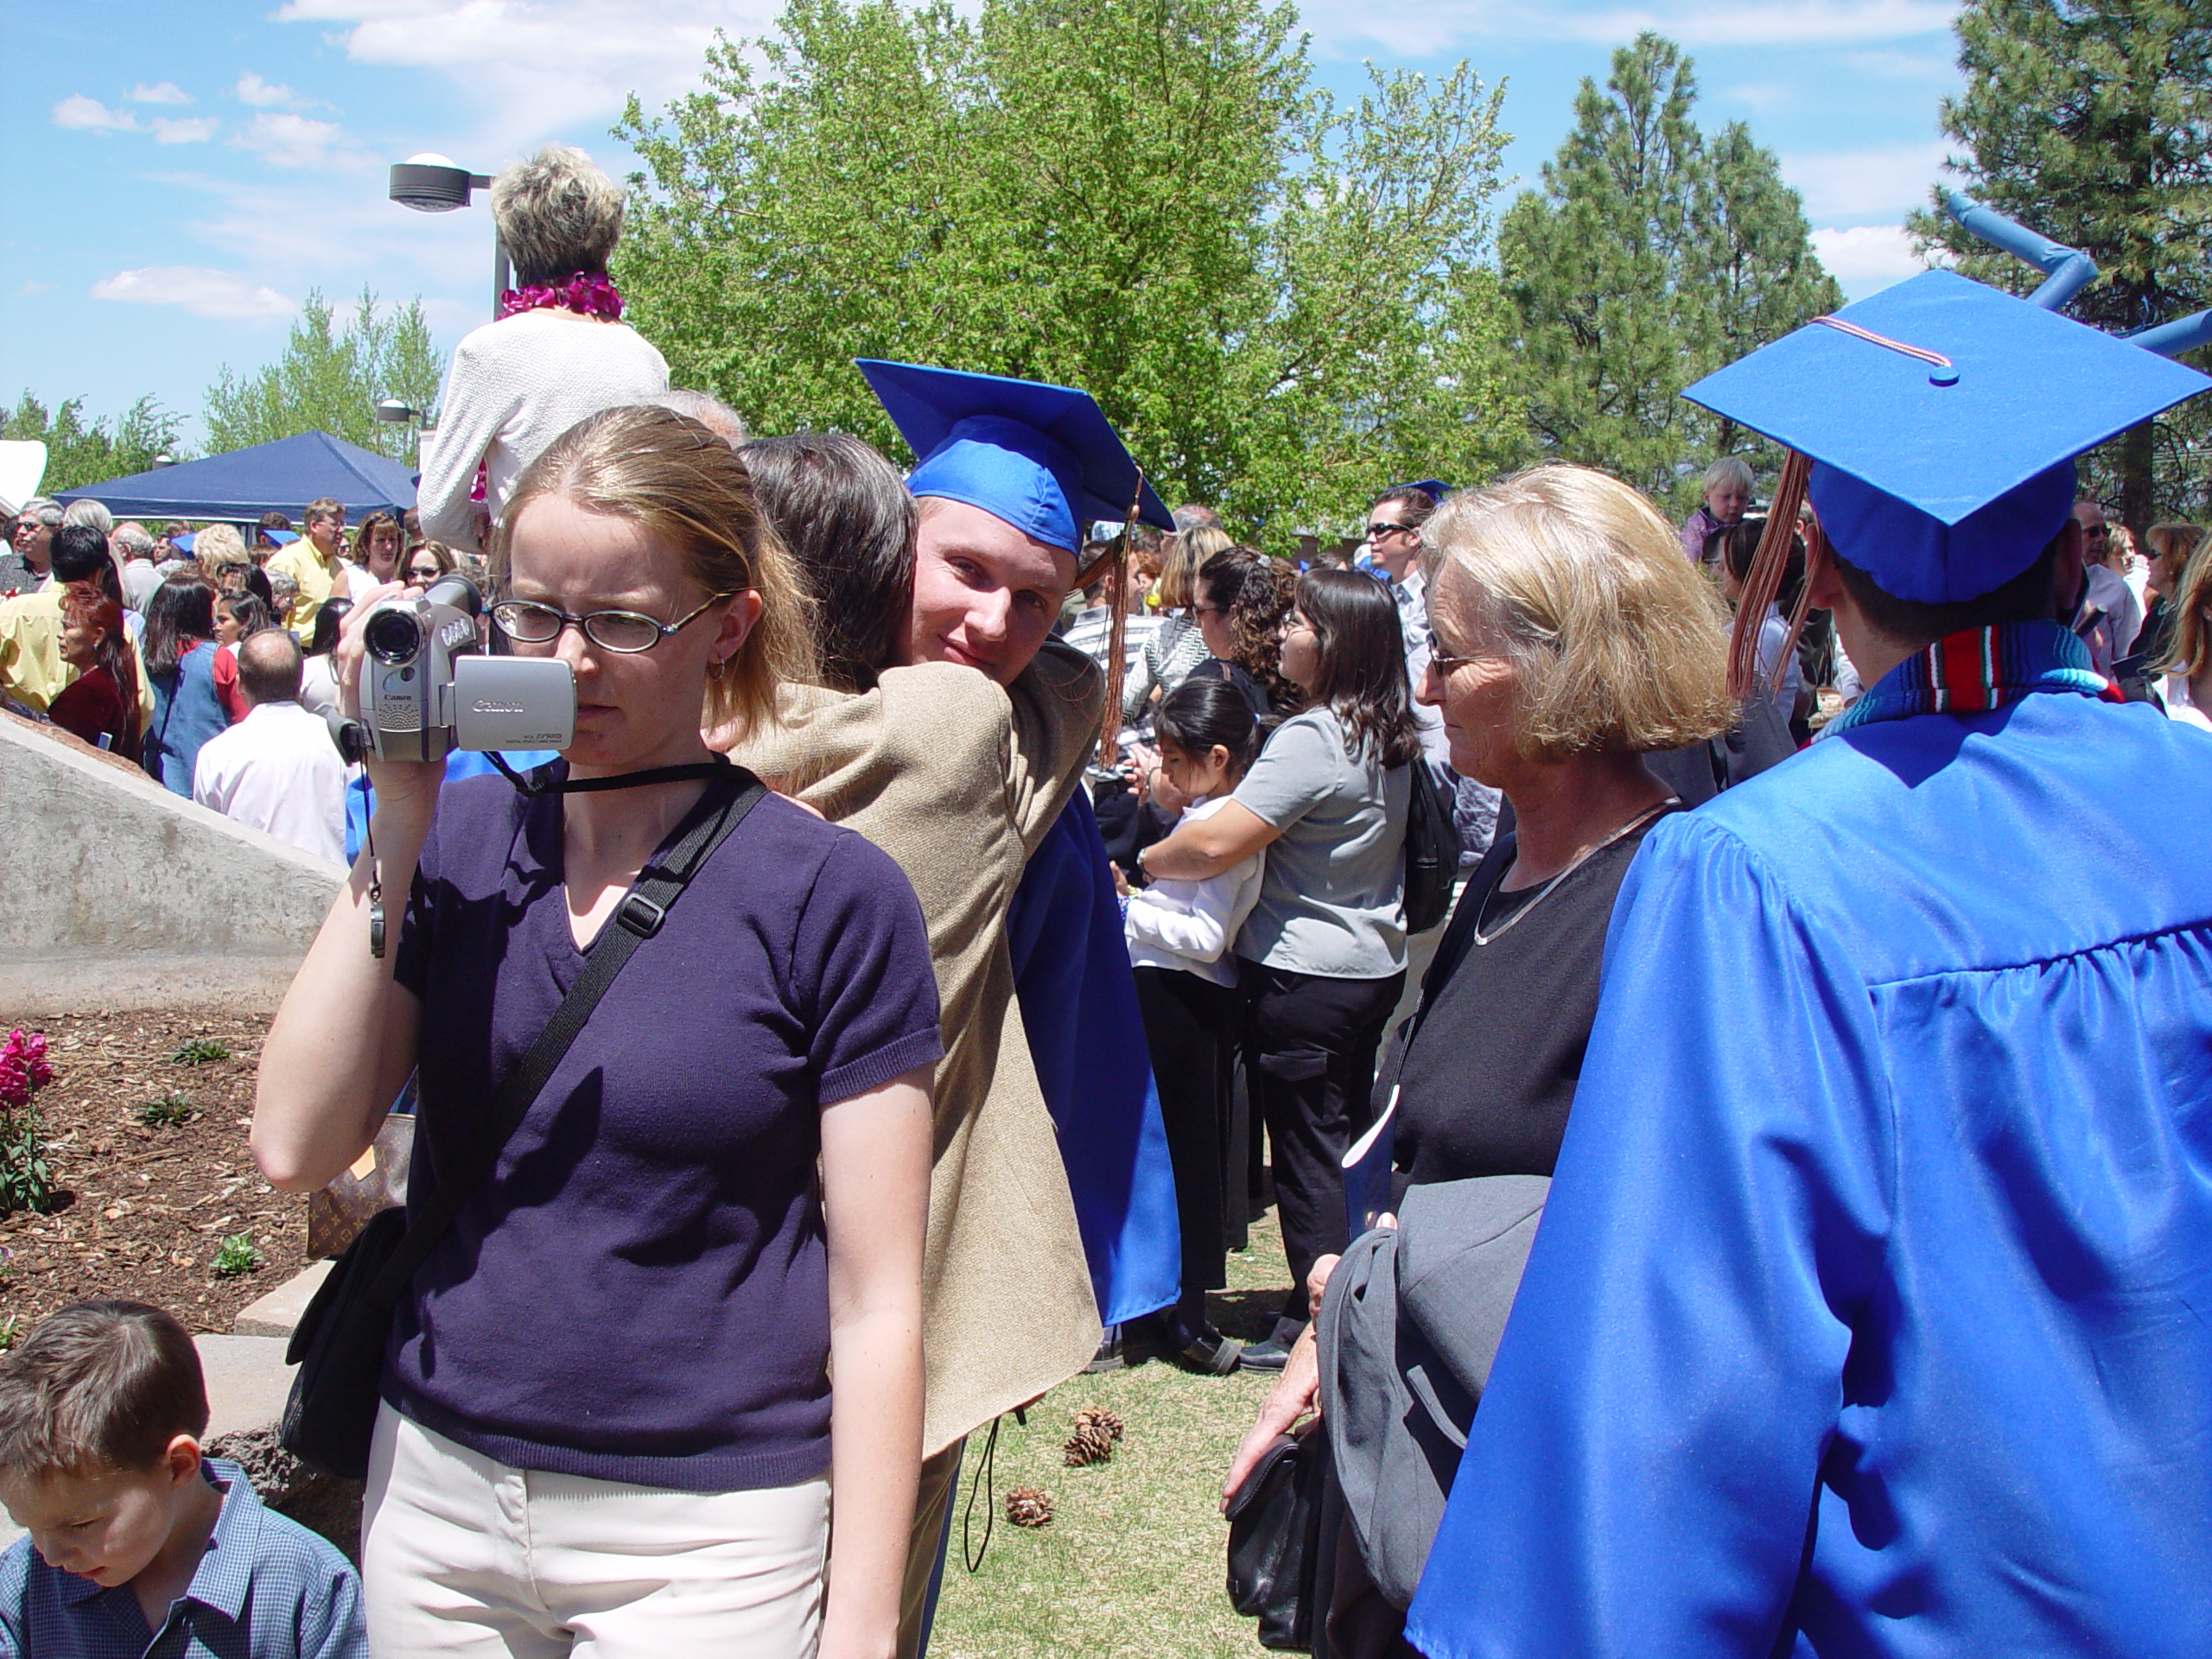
left=267, top=538, right=350, bottom=637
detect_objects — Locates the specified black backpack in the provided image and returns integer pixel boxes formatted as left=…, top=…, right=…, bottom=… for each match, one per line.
left=1402, top=758, right=1460, bottom=934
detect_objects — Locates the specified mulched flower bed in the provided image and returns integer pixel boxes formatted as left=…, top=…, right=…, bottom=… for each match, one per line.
left=0, top=1006, right=302, bottom=1338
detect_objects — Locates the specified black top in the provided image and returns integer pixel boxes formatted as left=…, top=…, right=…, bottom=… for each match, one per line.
left=1185, top=656, right=1277, bottom=725
left=1383, top=807, right=1676, bottom=1184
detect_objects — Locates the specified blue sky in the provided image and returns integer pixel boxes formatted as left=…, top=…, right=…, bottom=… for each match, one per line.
left=4, top=0, right=1967, bottom=454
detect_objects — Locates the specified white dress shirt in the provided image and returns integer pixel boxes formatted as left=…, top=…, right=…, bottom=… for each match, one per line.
left=191, top=699, right=347, bottom=863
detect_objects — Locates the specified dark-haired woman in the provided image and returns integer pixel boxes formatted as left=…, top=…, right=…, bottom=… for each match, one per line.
left=141, top=572, right=228, bottom=795
left=1124, top=677, right=1268, bottom=1372
left=1186, top=548, right=1300, bottom=726
left=1141, top=568, right=1418, bottom=1368
left=212, top=590, right=275, bottom=723
left=48, top=585, right=143, bottom=755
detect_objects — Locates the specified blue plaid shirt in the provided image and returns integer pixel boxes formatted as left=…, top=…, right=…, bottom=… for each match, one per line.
left=0, top=1459, right=366, bottom=1659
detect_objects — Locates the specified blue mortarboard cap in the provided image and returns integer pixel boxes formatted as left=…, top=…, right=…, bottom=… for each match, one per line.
left=171, top=531, right=195, bottom=554
left=264, top=528, right=298, bottom=545
left=1401, top=480, right=1452, bottom=500
left=856, top=359, right=1174, bottom=555
left=1682, top=270, right=2211, bottom=602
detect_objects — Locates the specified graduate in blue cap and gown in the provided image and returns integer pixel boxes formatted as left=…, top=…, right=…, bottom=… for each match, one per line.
left=1405, top=270, right=2212, bottom=1658
left=857, top=359, right=1184, bottom=1344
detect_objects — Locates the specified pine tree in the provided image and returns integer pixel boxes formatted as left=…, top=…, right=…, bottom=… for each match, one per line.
left=1909, top=0, right=2212, bottom=527
left=1499, top=34, right=1840, bottom=510
left=203, top=287, right=445, bottom=461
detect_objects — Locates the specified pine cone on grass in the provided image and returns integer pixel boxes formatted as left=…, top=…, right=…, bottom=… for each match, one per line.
left=1064, top=1424, right=1116, bottom=1466
left=1073, top=1405, right=1124, bottom=1441
left=1006, top=1486, right=1054, bottom=1528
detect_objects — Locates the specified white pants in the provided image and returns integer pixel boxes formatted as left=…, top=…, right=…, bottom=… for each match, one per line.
left=362, top=1405, right=830, bottom=1657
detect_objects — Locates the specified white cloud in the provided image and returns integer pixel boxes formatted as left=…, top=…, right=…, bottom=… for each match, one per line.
left=273, top=0, right=780, bottom=151
left=126, top=81, right=194, bottom=105
left=1296, top=0, right=1958, bottom=55
left=1781, top=139, right=1953, bottom=221
left=151, top=117, right=220, bottom=144
left=53, top=94, right=140, bottom=133
left=235, top=72, right=302, bottom=108
left=1810, top=224, right=1925, bottom=285
left=233, top=111, right=373, bottom=169
left=90, top=265, right=296, bottom=321
left=1723, top=81, right=1789, bottom=110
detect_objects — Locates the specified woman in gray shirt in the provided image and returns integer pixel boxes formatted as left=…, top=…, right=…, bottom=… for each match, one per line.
left=1141, top=568, right=1419, bottom=1368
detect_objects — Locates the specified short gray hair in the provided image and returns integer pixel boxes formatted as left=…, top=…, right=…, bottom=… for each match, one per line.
left=648, top=390, right=747, bottom=446
left=114, top=523, right=155, bottom=556
left=62, top=499, right=113, bottom=534
left=1702, top=456, right=1754, bottom=499
left=20, top=498, right=63, bottom=528
left=493, top=145, right=624, bottom=287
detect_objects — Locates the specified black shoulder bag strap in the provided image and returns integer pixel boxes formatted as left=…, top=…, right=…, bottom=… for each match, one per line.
left=362, top=764, right=768, bottom=1306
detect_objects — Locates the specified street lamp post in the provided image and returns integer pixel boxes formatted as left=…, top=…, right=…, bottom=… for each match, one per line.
left=388, top=153, right=507, bottom=317
left=372, top=399, right=436, bottom=469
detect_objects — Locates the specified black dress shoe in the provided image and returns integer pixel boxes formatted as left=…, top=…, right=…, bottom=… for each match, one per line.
left=1236, top=1334, right=1294, bottom=1371
left=1172, top=1324, right=1243, bottom=1376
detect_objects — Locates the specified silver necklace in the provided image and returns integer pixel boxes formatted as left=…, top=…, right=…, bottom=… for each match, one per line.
left=1471, top=798, right=1679, bottom=947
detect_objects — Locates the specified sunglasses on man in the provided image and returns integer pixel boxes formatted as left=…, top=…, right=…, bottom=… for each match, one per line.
left=1366, top=521, right=1415, bottom=541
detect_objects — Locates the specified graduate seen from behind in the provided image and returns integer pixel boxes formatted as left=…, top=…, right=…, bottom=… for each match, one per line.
left=1406, top=270, right=2212, bottom=1657
left=253, top=405, right=942, bottom=1659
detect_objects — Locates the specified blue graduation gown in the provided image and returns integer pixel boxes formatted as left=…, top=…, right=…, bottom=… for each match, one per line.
left=1008, top=791, right=1182, bottom=1325
left=1407, top=691, right=2212, bottom=1657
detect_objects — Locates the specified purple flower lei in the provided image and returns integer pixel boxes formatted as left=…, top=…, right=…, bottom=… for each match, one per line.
left=499, top=270, right=625, bottom=321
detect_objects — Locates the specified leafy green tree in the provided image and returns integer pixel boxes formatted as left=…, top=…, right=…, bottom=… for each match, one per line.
left=1498, top=33, right=1840, bottom=509
left=1910, top=0, right=2212, bottom=529
left=204, top=286, right=444, bottom=462
left=615, top=0, right=1518, bottom=545
left=2, top=394, right=186, bottom=493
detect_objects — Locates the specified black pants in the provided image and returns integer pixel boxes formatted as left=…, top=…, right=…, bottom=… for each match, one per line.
left=1134, top=966, right=1240, bottom=1299
left=1239, top=959, right=1404, bottom=1322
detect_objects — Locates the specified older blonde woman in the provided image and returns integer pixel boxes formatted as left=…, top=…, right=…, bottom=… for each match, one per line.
left=2153, top=531, right=2212, bottom=733
left=417, top=145, right=671, bottom=552
left=1224, top=465, right=1732, bottom=1638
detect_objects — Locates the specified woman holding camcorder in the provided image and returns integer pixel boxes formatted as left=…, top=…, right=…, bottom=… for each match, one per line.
left=255, top=404, right=939, bottom=1659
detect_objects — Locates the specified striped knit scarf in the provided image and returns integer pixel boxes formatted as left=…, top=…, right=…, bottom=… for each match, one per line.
left=1828, top=620, right=2120, bottom=735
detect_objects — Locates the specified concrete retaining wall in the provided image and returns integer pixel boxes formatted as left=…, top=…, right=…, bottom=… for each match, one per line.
left=0, top=711, right=343, bottom=1014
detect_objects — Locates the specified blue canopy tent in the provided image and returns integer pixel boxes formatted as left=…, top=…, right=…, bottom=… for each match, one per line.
left=55, top=430, right=415, bottom=522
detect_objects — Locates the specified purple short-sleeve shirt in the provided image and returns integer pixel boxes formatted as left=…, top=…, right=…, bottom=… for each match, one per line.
left=388, top=770, right=942, bottom=1492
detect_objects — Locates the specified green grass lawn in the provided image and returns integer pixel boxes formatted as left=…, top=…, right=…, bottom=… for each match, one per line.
left=926, top=1210, right=1294, bottom=1659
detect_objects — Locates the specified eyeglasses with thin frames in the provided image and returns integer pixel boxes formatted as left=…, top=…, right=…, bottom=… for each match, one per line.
left=491, top=592, right=736, bottom=654
left=1424, top=629, right=1484, bottom=676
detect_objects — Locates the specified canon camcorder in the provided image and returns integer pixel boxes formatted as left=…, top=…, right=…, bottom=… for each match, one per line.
left=337, top=575, right=575, bottom=764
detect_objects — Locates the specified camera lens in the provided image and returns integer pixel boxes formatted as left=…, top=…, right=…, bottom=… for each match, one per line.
left=364, top=607, right=424, bottom=666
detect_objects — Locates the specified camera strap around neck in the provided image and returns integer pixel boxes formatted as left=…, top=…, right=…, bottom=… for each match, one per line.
left=362, top=763, right=767, bottom=1306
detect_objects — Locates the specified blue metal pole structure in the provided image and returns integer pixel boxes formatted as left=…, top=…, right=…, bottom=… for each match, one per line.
left=2126, top=310, right=2212, bottom=359
left=1942, top=191, right=2100, bottom=311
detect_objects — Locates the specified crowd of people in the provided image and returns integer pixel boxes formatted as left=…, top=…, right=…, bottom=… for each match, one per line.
left=2, top=144, right=2210, bottom=1659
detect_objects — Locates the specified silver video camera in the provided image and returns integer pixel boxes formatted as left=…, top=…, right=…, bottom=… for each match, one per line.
left=340, top=575, right=575, bottom=764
